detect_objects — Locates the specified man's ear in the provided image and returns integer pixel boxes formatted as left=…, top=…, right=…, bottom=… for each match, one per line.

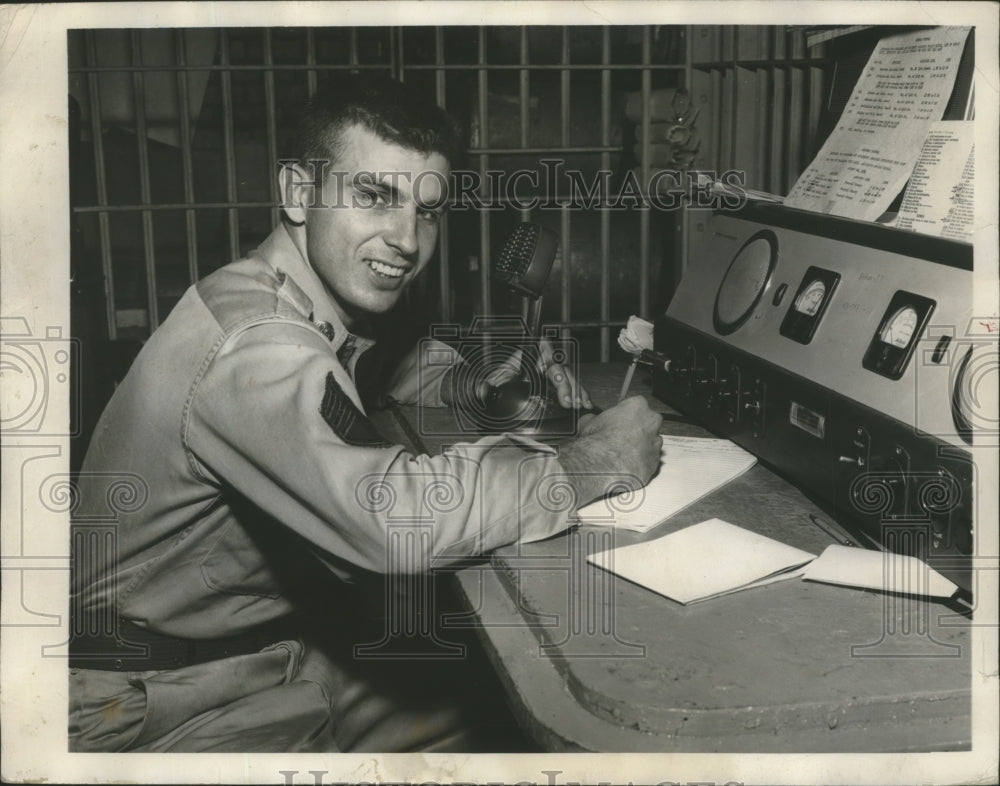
left=278, top=162, right=312, bottom=226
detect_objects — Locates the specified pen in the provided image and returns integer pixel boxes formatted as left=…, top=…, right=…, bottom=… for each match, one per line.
left=618, top=358, right=639, bottom=402
left=618, top=350, right=671, bottom=402
left=808, top=514, right=855, bottom=547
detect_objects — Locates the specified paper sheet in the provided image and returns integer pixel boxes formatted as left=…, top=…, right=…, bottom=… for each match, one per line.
left=802, top=544, right=958, bottom=598
left=785, top=27, right=970, bottom=220
left=894, top=121, right=974, bottom=241
left=576, top=436, right=757, bottom=533
left=587, top=518, right=816, bottom=604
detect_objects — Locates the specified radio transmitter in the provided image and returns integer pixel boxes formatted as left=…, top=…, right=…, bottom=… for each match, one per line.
left=654, top=202, right=980, bottom=594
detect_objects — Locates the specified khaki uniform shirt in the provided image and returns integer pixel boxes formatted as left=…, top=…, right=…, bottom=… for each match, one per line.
left=73, top=222, right=571, bottom=639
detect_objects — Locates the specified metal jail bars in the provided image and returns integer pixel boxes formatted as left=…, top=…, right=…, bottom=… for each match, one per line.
left=68, top=26, right=828, bottom=360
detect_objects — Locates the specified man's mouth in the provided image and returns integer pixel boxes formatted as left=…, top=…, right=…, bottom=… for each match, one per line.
left=365, top=259, right=408, bottom=279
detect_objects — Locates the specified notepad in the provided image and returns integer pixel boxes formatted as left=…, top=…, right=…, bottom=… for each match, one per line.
left=587, top=518, right=817, bottom=604
left=575, top=436, right=757, bottom=533
left=803, top=544, right=958, bottom=599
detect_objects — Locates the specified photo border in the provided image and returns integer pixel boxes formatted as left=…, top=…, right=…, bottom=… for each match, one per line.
left=2, top=2, right=997, bottom=783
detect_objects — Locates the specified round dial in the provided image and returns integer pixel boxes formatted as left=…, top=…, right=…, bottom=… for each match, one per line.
left=881, top=306, right=919, bottom=348
left=714, top=233, right=776, bottom=334
left=952, top=344, right=997, bottom=446
left=794, top=279, right=827, bottom=316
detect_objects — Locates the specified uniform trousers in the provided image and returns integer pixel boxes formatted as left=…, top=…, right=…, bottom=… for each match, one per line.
left=69, top=602, right=533, bottom=752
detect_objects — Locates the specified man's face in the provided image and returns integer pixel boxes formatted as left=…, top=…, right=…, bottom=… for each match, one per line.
left=302, top=124, right=450, bottom=327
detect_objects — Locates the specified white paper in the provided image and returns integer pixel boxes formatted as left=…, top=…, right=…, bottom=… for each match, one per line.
left=802, top=544, right=958, bottom=598
left=588, top=518, right=816, bottom=604
left=895, top=121, right=974, bottom=241
left=576, top=436, right=757, bottom=533
left=785, top=27, right=970, bottom=220
left=711, top=179, right=784, bottom=203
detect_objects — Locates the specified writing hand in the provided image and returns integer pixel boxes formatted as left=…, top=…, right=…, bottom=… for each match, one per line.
left=558, top=395, right=663, bottom=507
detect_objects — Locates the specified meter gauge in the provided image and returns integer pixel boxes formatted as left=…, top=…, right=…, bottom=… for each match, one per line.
left=795, top=280, right=826, bottom=316
left=780, top=266, right=840, bottom=344
left=880, top=306, right=918, bottom=348
left=713, top=230, right=778, bottom=335
left=863, top=291, right=936, bottom=380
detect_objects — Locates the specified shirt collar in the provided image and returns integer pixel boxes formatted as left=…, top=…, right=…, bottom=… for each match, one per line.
left=252, top=222, right=376, bottom=371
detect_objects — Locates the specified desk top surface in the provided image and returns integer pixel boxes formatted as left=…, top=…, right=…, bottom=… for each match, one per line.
left=374, top=362, right=971, bottom=753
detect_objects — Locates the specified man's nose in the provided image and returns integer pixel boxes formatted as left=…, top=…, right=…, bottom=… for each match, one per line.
left=383, top=206, right=419, bottom=258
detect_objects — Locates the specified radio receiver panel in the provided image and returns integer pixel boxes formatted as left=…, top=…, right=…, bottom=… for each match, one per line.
left=654, top=203, right=976, bottom=593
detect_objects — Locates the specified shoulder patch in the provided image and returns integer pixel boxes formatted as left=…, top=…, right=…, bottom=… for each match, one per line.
left=320, top=372, right=392, bottom=448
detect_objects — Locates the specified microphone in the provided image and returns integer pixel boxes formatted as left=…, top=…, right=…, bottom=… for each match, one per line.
left=492, top=222, right=559, bottom=302
left=481, top=223, right=580, bottom=435
left=493, top=223, right=559, bottom=381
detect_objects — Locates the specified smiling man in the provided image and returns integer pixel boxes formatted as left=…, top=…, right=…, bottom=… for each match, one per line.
left=69, top=73, right=663, bottom=753
left=287, top=127, right=450, bottom=321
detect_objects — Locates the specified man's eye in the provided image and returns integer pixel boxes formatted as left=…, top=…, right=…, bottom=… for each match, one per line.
left=355, top=186, right=386, bottom=207
left=418, top=208, right=442, bottom=224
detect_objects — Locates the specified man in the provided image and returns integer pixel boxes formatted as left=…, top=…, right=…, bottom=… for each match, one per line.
left=69, top=73, right=663, bottom=752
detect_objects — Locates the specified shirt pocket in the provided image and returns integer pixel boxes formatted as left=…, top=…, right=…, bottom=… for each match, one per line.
left=200, top=519, right=284, bottom=598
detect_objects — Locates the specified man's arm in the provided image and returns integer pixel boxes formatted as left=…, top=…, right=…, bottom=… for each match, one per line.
left=383, top=338, right=462, bottom=407
left=410, top=347, right=662, bottom=510
left=186, top=323, right=573, bottom=575
left=187, top=322, right=661, bottom=576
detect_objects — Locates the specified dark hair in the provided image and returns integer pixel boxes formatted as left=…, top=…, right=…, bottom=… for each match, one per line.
left=290, top=72, right=463, bottom=168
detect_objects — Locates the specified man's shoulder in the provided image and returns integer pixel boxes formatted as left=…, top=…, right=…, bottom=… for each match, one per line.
left=195, top=255, right=314, bottom=334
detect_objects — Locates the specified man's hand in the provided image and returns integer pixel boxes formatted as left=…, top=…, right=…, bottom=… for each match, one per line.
left=557, top=396, right=663, bottom=509
left=538, top=338, right=592, bottom=409
left=479, top=337, right=593, bottom=409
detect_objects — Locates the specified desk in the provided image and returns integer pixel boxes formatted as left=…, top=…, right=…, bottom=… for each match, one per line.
left=375, top=362, right=971, bottom=752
